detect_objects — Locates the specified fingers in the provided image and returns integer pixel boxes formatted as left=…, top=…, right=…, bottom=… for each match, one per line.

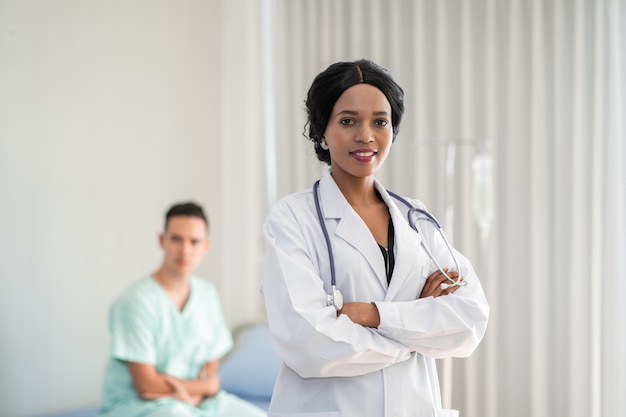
left=165, top=376, right=184, bottom=392
left=420, top=268, right=463, bottom=298
left=140, top=376, right=196, bottom=404
left=140, top=378, right=181, bottom=400
left=163, top=377, right=193, bottom=403
left=420, top=268, right=449, bottom=297
left=440, top=277, right=464, bottom=295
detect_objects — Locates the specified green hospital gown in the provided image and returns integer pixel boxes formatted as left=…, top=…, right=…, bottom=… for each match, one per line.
left=98, top=276, right=266, bottom=417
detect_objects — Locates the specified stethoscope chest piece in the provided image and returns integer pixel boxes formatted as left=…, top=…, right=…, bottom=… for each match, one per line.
left=327, top=285, right=344, bottom=311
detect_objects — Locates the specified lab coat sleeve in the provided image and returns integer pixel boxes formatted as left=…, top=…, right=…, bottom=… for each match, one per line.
left=261, top=198, right=412, bottom=379
left=374, top=263, right=489, bottom=358
left=374, top=199, right=490, bottom=358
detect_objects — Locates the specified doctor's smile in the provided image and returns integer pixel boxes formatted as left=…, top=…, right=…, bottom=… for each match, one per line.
left=350, top=149, right=378, bottom=162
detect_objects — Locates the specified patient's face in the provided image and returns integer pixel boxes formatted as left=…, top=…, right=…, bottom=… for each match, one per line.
left=160, top=216, right=210, bottom=276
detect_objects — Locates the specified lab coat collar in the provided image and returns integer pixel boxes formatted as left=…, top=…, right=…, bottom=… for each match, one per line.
left=318, top=173, right=387, bottom=291
left=374, top=184, right=424, bottom=301
left=317, top=172, right=423, bottom=298
left=317, top=171, right=352, bottom=218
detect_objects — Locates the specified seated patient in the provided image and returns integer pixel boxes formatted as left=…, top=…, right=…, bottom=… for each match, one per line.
left=98, top=202, right=266, bottom=417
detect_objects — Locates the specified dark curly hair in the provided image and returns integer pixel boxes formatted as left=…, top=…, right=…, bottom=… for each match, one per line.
left=304, top=59, right=405, bottom=165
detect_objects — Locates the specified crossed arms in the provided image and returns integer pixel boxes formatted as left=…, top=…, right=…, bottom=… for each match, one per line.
left=127, top=360, right=220, bottom=407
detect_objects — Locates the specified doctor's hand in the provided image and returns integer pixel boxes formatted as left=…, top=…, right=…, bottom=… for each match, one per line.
left=420, top=268, right=463, bottom=298
left=338, top=302, right=380, bottom=328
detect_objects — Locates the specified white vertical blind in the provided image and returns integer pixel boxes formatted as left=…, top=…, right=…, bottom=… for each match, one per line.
left=219, top=0, right=267, bottom=326
left=258, top=1, right=626, bottom=416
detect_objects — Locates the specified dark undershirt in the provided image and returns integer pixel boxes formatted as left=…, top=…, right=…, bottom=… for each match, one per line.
left=377, top=215, right=396, bottom=284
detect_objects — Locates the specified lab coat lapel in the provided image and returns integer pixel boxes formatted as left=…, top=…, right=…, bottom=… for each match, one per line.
left=319, top=174, right=388, bottom=291
left=375, top=185, right=424, bottom=301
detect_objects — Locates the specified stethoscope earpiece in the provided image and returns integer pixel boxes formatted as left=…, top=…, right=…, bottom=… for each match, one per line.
left=440, top=281, right=466, bottom=291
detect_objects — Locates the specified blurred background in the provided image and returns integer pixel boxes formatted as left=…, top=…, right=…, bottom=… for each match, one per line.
left=1, top=1, right=624, bottom=416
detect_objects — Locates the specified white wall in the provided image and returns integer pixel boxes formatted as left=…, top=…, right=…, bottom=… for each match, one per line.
left=0, top=1, right=265, bottom=416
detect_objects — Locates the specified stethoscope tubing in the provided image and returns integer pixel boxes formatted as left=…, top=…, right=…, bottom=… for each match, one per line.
left=313, top=180, right=337, bottom=287
left=314, top=180, right=465, bottom=296
left=388, top=191, right=463, bottom=289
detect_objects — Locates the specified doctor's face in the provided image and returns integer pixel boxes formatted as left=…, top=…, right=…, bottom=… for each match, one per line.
left=323, top=84, right=393, bottom=181
left=159, top=216, right=210, bottom=277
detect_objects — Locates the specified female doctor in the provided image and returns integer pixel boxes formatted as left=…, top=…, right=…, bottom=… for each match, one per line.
left=261, top=59, right=489, bottom=417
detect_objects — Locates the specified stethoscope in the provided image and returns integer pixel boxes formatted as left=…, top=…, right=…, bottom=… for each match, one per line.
left=313, top=180, right=466, bottom=311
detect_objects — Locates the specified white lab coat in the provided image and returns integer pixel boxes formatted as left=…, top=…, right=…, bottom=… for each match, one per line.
left=261, top=172, right=489, bottom=417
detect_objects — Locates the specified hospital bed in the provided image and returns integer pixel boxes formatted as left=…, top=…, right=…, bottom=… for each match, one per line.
left=33, top=323, right=280, bottom=417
